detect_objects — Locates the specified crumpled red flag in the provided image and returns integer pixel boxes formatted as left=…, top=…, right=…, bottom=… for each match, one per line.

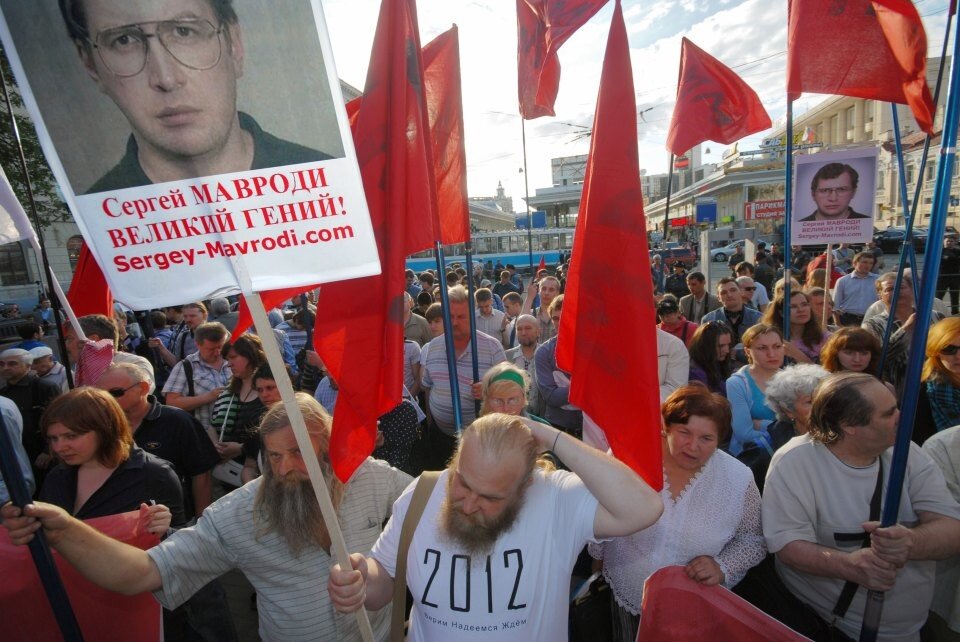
left=66, top=244, right=113, bottom=318
left=787, top=0, right=935, bottom=135
left=0, top=510, right=161, bottom=642
left=516, top=0, right=608, bottom=119
left=665, top=37, right=771, bottom=156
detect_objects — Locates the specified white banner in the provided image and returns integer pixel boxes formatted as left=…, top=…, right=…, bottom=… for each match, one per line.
left=0, top=0, right=379, bottom=309
left=0, top=166, right=37, bottom=245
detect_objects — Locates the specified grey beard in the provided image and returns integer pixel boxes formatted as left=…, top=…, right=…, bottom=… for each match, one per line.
left=254, top=473, right=328, bottom=556
left=437, top=486, right=526, bottom=556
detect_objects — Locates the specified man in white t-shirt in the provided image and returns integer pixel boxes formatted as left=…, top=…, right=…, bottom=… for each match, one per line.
left=763, top=372, right=960, bottom=642
left=328, top=413, right=663, bottom=641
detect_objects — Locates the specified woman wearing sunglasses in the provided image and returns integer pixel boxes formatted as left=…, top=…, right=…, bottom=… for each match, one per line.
left=922, top=317, right=960, bottom=434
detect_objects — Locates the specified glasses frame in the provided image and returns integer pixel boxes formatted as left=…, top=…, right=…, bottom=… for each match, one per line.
left=107, top=382, right=140, bottom=398
left=89, top=19, right=224, bottom=78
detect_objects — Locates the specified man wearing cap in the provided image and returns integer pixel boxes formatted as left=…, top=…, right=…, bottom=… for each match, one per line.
left=657, top=296, right=698, bottom=348
left=0, top=348, right=62, bottom=480
left=29, top=346, right=68, bottom=393
left=664, top=261, right=691, bottom=299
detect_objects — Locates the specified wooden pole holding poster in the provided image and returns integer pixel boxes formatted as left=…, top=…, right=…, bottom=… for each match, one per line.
left=823, top=243, right=833, bottom=330
left=246, top=291, right=376, bottom=642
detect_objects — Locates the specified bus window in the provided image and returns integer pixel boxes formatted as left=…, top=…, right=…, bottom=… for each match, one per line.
left=561, top=232, right=573, bottom=249
left=516, top=233, right=530, bottom=254
left=476, top=237, right=494, bottom=254
left=545, top=234, right=559, bottom=250
left=499, top=237, right=510, bottom=253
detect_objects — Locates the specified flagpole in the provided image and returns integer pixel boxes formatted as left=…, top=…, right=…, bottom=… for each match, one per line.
left=661, top=154, right=675, bottom=288
left=822, top=244, right=832, bottom=329
left=247, top=290, right=376, bottom=642
left=877, top=107, right=922, bottom=377
left=521, top=119, right=535, bottom=275
left=859, top=22, right=960, bottom=642
left=0, top=410, right=85, bottom=641
left=783, top=100, right=794, bottom=340
left=434, top=243, right=464, bottom=433
left=0, top=61, right=77, bottom=385
left=464, top=242, right=481, bottom=415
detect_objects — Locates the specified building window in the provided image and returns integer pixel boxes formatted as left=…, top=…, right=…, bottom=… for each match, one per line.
left=0, top=242, right=30, bottom=286
left=67, top=235, right=84, bottom=271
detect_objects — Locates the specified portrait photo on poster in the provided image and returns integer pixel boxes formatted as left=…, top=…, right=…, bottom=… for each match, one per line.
left=791, top=147, right=878, bottom=247
left=0, top=0, right=381, bottom=309
left=0, top=0, right=345, bottom=194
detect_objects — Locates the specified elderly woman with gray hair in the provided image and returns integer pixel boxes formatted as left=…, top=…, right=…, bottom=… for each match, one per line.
left=737, top=363, right=830, bottom=492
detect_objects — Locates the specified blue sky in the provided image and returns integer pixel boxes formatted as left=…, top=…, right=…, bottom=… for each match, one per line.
left=323, top=0, right=952, bottom=209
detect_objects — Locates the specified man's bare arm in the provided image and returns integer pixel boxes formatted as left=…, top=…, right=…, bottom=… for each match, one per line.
left=1, top=502, right=162, bottom=595
left=328, top=553, right=395, bottom=613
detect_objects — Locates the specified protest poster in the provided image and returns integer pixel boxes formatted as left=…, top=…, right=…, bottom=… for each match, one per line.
left=0, top=0, right=379, bottom=308
left=791, top=147, right=877, bottom=246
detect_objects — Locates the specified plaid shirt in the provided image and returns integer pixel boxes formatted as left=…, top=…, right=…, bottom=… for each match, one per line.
left=162, top=353, right=232, bottom=430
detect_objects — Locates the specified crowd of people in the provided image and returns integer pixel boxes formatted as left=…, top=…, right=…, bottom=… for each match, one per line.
left=0, top=243, right=959, bottom=642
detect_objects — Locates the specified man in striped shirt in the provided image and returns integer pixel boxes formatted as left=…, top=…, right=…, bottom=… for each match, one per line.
left=1, top=394, right=410, bottom=641
left=421, top=286, right=506, bottom=467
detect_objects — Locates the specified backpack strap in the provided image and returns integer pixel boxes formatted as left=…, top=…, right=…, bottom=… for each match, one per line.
left=391, top=471, right=441, bottom=642
left=182, top=358, right=195, bottom=398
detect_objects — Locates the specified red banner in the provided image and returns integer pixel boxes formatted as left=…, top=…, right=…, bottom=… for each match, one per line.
left=670, top=216, right=693, bottom=228
left=638, top=566, right=809, bottom=641
left=744, top=200, right=785, bottom=220
left=0, top=510, right=161, bottom=642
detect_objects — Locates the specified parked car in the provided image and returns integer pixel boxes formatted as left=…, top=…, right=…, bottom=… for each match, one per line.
left=650, top=247, right=698, bottom=269
left=873, top=227, right=927, bottom=253
left=709, top=241, right=744, bottom=263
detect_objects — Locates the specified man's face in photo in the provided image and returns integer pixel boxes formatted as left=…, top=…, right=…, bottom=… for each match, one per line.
left=76, top=0, right=245, bottom=167
left=812, top=170, right=856, bottom=218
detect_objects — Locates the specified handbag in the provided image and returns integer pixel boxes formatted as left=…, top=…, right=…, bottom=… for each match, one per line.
left=391, top=471, right=440, bottom=642
left=212, top=394, right=243, bottom=486
left=569, top=572, right=613, bottom=642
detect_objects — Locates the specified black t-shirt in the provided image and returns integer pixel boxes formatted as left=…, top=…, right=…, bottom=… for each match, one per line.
left=1, top=373, right=63, bottom=462
left=941, top=247, right=960, bottom=277
left=40, top=446, right=186, bottom=527
left=135, top=397, right=219, bottom=479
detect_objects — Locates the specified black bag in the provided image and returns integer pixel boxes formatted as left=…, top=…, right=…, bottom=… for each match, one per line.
left=569, top=575, right=613, bottom=642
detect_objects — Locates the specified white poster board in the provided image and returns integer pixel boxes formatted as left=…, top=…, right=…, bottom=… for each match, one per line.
left=791, top=147, right=878, bottom=246
left=0, top=0, right=379, bottom=308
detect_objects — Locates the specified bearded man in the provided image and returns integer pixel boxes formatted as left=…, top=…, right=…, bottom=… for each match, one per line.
left=328, top=413, right=664, bottom=641
left=1, top=394, right=410, bottom=641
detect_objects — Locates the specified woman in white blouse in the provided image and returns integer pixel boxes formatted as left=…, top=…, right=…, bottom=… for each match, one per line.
left=590, top=383, right=767, bottom=641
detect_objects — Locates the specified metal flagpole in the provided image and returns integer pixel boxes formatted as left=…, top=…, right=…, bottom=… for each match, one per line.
left=783, top=101, right=794, bottom=340
left=822, top=244, right=833, bottom=330
left=0, top=413, right=84, bottom=641
left=464, top=242, right=481, bottom=416
left=434, top=242, right=464, bottom=433
left=877, top=108, right=924, bottom=377
left=521, top=119, right=535, bottom=275
left=0, top=61, right=75, bottom=387
left=859, top=20, right=960, bottom=642
left=661, top=154, right=675, bottom=289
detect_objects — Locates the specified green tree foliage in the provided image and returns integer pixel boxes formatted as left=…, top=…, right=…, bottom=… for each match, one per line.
left=0, top=43, right=70, bottom=226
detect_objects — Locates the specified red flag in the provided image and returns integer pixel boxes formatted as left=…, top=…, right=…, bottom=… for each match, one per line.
left=787, top=0, right=935, bottom=134
left=537, top=255, right=546, bottom=272
left=316, top=0, right=439, bottom=481
left=66, top=244, right=113, bottom=318
left=638, top=567, right=810, bottom=641
left=0, top=510, right=160, bottom=641
left=233, top=287, right=309, bottom=337
left=555, top=0, right=661, bottom=489
left=517, top=0, right=608, bottom=119
left=423, top=27, right=471, bottom=245
left=665, top=38, right=772, bottom=156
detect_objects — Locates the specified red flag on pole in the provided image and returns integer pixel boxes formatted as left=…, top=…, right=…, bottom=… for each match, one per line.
left=537, top=255, right=546, bottom=272
left=316, top=0, right=439, bottom=481
left=787, top=0, right=935, bottom=134
left=66, top=244, right=113, bottom=318
left=423, top=27, right=471, bottom=245
left=555, top=0, right=662, bottom=489
left=517, top=0, right=608, bottom=119
left=665, top=38, right=772, bottom=156
left=234, top=287, right=308, bottom=337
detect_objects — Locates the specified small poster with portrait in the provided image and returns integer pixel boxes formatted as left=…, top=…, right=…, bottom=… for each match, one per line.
left=0, top=0, right=379, bottom=309
left=790, top=147, right=878, bottom=246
